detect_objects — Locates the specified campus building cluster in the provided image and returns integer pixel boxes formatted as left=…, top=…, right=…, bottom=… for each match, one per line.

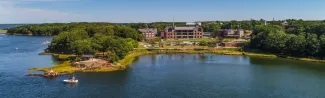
left=138, top=22, right=248, bottom=41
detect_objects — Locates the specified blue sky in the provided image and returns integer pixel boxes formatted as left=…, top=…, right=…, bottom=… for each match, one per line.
left=0, top=0, right=325, bottom=23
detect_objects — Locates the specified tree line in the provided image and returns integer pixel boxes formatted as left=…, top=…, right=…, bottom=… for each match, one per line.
left=6, top=23, right=144, bottom=62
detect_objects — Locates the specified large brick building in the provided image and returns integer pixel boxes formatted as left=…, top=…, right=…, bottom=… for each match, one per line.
left=138, top=28, right=157, bottom=40
left=161, top=22, right=203, bottom=40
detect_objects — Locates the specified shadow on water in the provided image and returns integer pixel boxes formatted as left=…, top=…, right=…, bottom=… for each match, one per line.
left=198, top=54, right=208, bottom=63
left=132, top=56, right=140, bottom=65
left=76, top=66, right=133, bottom=84
left=65, top=83, right=78, bottom=88
left=151, top=55, right=157, bottom=65
left=250, top=56, right=325, bottom=72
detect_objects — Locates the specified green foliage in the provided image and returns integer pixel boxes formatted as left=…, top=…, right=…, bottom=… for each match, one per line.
left=263, top=31, right=289, bottom=53
left=222, top=38, right=234, bottom=42
left=147, top=38, right=161, bottom=47
left=305, top=33, right=320, bottom=56
left=50, top=29, right=90, bottom=53
left=7, top=23, right=71, bottom=35
left=215, top=37, right=221, bottom=43
left=125, top=38, right=139, bottom=48
left=285, top=34, right=306, bottom=56
left=199, top=40, right=208, bottom=46
left=148, top=40, right=156, bottom=47
left=91, top=36, right=133, bottom=61
left=7, top=23, right=145, bottom=62
left=251, top=25, right=284, bottom=49
left=108, top=53, right=120, bottom=62
left=318, top=34, right=325, bottom=57
left=127, top=23, right=148, bottom=29
left=7, top=23, right=143, bottom=41
left=70, top=39, right=95, bottom=55
left=207, top=42, right=217, bottom=47
left=86, top=25, right=115, bottom=37
left=250, top=20, right=325, bottom=58
left=203, top=23, right=221, bottom=32
left=153, top=38, right=161, bottom=42
left=114, top=25, right=143, bottom=41
left=108, top=37, right=132, bottom=59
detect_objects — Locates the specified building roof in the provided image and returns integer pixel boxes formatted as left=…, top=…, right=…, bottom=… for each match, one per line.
left=174, top=27, right=196, bottom=30
left=138, top=28, right=157, bottom=33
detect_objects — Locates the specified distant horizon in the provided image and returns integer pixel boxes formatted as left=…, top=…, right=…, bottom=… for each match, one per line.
left=0, top=18, right=324, bottom=24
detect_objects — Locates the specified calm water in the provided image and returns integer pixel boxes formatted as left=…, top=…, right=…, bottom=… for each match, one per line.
left=1, top=35, right=325, bottom=98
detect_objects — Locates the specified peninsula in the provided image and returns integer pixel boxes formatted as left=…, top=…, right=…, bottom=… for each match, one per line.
left=6, top=20, right=325, bottom=74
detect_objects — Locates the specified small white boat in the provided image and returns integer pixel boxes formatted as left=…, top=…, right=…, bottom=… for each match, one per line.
left=63, top=79, right=78, bottom=83
left=63, top=76, right=78, bottom=83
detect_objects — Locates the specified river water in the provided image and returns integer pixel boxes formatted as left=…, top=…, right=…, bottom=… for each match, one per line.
left=1, top=35, right=325, bottom=98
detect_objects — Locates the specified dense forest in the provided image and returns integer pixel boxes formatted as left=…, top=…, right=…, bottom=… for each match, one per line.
left=250, top=19, right=325, bottom=59
left=7, top=23, right=142, bottom=62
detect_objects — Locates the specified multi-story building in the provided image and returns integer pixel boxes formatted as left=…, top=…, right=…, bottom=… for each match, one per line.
left=138, top=28, right=157, bottom=40
left=215, top=29, right=244, bottom=38
left=161, top=22, right=203, bottom=40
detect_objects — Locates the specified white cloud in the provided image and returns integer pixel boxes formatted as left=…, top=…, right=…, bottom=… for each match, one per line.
left=0, top=0, right=85, bottom=23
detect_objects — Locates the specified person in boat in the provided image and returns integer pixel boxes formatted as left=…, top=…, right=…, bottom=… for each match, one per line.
left=70, top=76, right=76, bottom=81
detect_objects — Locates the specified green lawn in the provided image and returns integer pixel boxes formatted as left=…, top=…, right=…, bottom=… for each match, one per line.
left=0, top=29, right=7, bottom=33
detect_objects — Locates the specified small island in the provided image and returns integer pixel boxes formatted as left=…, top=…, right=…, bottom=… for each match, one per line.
left=5, top=20, right=325, bottom=74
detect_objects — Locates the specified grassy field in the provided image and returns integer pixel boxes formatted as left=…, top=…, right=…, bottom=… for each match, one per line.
left=52, top=54, right=76, bottom=61
left=0, top=29, right=7, bottom=33
left=29, top=61, right=79, bottom=73
left=117, top=50, right=153, bottom=68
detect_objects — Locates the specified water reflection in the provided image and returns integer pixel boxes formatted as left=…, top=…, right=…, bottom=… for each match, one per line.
left=250, top=57, right=325, bottom=72
left=150, top=55, right=158, bottom=65
left=65, top=83, right=78, bottom=88
left=198, top=54, right=208, bottom=63
left=180, top=54, right=185, bottom=60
